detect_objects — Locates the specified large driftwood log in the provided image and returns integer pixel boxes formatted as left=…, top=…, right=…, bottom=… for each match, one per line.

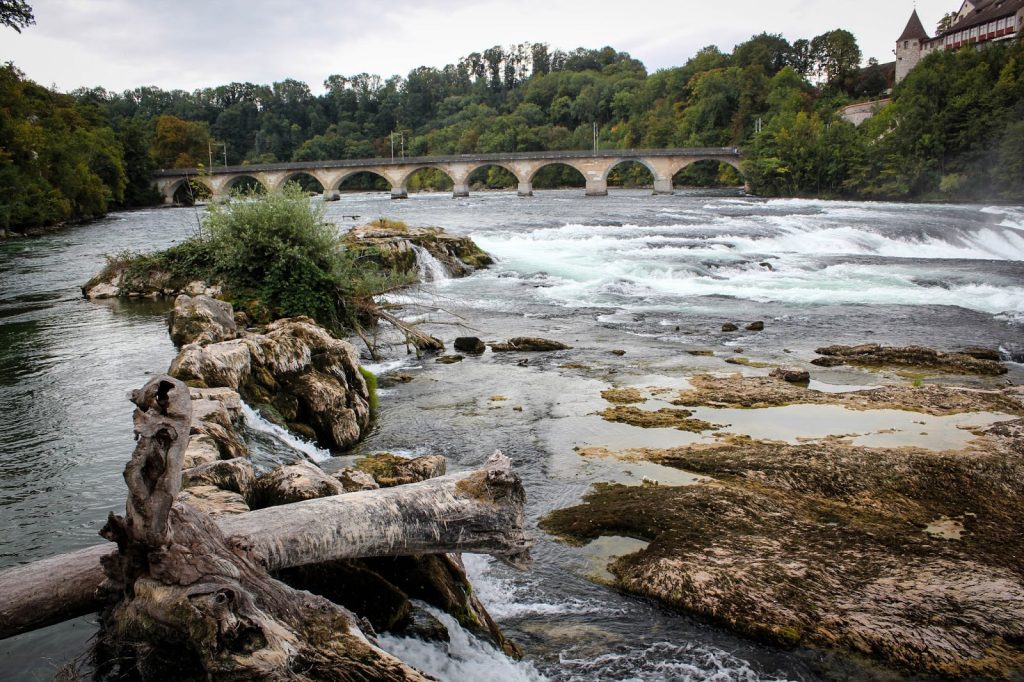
left=0, top=376, right=529, bottom=663
left=94, top=376, right=428, bottom=679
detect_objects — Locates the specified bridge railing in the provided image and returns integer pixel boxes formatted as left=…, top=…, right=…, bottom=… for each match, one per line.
left=154, top=147, right=742, bottom=177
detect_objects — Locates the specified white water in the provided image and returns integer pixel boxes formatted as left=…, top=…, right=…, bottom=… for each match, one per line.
left=378, top=605, right=548, bottom=682
left=469, top=202, right=1024, bottom=320
left=412, top=244, right=451, bottom=283
left=240, top=402, right=333, bottom=462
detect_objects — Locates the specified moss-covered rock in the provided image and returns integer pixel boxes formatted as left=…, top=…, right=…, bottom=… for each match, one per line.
left=813, top=343, right=1008, bottom=376
left=343, top=222, right=493, bottom=280
left=542, top=420, right=1024, bottom=678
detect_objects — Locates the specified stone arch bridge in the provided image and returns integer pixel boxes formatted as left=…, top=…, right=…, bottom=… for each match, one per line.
left=153, top=148, right=744, bottom=204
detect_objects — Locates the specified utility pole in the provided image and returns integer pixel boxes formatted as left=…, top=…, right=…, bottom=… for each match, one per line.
left=208, top=141, right=213, bottom=170
left=401, top=131, right=405, bottom=159
left=593, top=122, right=598, bottom=154
left=391, top=132, right=395, bottom=161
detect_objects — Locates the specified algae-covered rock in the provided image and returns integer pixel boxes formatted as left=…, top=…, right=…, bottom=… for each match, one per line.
left=598, top=405, right=724, bottom=432
left=769, top=367, right=810, bottom=383
left=813, top=343, right=1007, bottom=376
left=601, top=388, right=647, bottom=404
left=541, top=420, right=1024, bottom=678
left=344, top=223, right=493, bottom=280
left=333, top=467, right=380, bottom=492
left=671, top=373, right=1024, bottom=415
left=454, top=337, right=486, bottom=354
left=177, top=485, right=250, bottom=517
left=182, top=458, right=256, bottom=502
left=355, top=453, right=447, bottom=488
left=489, top=337, right=572, bottom=352
left=253, top=460, right=344, bottom=508
left=171, top=317, right=371, bottom=451
left=168, top=294, right=237, bottom=347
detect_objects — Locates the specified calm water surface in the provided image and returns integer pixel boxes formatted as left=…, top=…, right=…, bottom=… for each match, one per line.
left=2, top=190, right=1022, bottom=680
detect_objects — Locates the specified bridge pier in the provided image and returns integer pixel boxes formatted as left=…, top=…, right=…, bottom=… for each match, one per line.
left=390, top=186, right=408, bottom=200
left=585, top=179, right=608, bottom=197
left=517, top=182, right=533, bottom=197
left=452, top=183, right=470, bottom=198
left=323, top=190, right=341, bottom=202
left=653, top=178, right=675, bottom=195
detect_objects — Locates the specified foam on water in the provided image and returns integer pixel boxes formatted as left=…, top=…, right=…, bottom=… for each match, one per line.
left=377, top=606, right=548, bottom=682
left=469, top=208, right=1024, bottom=318
left=556, top=642, right=794, bottom=682
left=241, top=403, right=332, bottom=462
left=464, top=554, right=618, bottom=620
left=361, top=358, right=413, bottom=376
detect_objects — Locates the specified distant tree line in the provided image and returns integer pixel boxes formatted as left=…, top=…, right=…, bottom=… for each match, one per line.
left=2, top=27, right=1023, bottom=231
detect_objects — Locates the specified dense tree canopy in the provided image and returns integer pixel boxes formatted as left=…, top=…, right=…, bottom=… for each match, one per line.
left=2, top=30, right=1023, bottom=231
left=0, top=0, right=34, bottom=33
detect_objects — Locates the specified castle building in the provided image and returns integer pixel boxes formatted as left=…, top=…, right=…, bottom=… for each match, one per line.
left=896, top=0, right=1024, bottom=83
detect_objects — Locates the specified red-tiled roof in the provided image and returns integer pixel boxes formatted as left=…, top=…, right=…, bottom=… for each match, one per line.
left=943, top=0, right=1024, bottom=34
left=899, top=10, right=931, bottom=41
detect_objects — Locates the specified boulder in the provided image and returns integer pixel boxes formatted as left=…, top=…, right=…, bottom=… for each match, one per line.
left=170, top=339, right=252, bottom=390
left=722, top=323, right=739, bottom=332
left=343, top=223, right=493, bottom=278
left=355, top=453, right=447, bottom=488
left=168, top=294, right=237, bottom=347
left=189, top=397, right=248, bottom=459
left=333, top=467, right=380, bottom=492
left=770, top=367, right=811, bottom=383
left=171, top=317, right=371, bottom=450
left=253, top=460, right=344, bottom=508
left=746, top=321, right=765, bottom=331
left=435, top=355, right=464, bottom=364
left=454, top=337, right=486, bottom=354
left=84, top=280, right=121, bottom=299
left=489, top=337, right=572, bottom=352
left=182, top=434, right=222, bottom=469
left=188, top=386, right=243, bottom=419
left=177, top=485, right=250, bottom=517
left=182, top=458, right=256, bottom=502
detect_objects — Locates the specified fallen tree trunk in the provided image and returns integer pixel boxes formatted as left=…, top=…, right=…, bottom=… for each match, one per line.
left=0, top=435, right=528, bottom=642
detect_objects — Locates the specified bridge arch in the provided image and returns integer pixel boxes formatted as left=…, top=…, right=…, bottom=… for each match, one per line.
left=603, top=159, right=657, bottom=190
left=160, top=176, right=212, bottom=205
left=465, top=162, right=525, bottom=188
left=223, top=174, right=268, bottom=195
left=397, top=165, right=455, bottom=195
left=671, top=158, right=746, bottom=190
left=330, top=170, right=391, bottom=194
left=275, top=171, right=327, bottom=194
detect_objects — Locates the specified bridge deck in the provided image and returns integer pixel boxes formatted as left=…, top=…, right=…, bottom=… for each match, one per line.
left=154, top=148, right=741, bottom=176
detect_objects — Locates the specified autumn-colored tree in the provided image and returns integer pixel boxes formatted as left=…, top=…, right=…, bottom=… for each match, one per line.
left=149, top=114, right=210, bottom=169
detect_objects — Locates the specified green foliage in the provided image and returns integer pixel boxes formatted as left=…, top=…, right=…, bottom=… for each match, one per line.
left=0, top=63, right=127, bottom=231
left=202, top=185, right=353, bottom=327
left=0, top=0, right=33, bottom=32
left=7, top=28, right=1024, bottom=230
left=358, top=366, right=379, bottom=414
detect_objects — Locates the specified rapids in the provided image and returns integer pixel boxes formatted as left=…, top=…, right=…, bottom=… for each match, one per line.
left=1, top=189, right=1021, bottom=680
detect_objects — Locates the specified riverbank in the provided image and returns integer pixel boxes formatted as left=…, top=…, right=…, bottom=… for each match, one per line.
left=3, top=190, right=1023, bottom=681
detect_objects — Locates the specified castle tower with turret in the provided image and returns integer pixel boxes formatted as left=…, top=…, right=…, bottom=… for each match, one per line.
left=896, top=9, right=930, bottom=83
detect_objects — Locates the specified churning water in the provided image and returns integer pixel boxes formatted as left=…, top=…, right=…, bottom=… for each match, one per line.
left=1, top=190, right=1021, bottom=680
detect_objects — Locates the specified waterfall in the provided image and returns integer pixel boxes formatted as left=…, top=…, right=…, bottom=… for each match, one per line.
left=411, top=244, right=451, bottom=282
left=240, top=402, right=332, bottom=462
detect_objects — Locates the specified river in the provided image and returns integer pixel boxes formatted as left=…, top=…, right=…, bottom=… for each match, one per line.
left=1, top=190, right=1022, bottom=680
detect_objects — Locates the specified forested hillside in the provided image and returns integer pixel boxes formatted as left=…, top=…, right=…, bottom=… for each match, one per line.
left=3, top=30, right=1023, bottom=231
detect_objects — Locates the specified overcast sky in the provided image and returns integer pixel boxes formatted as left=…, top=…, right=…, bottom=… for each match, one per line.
left=5, top=0, right=949, bottom=94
